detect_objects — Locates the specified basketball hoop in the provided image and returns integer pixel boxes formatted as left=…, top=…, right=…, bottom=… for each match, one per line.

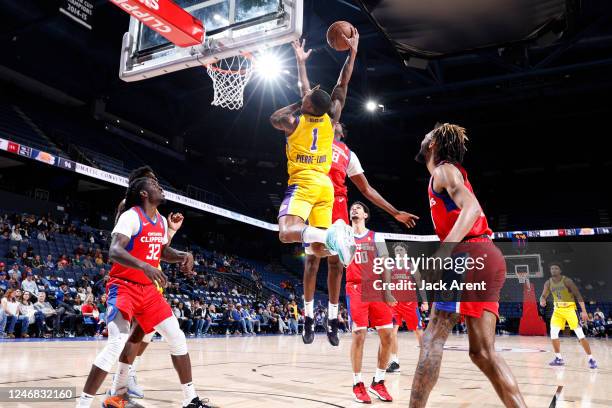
left=517, top=271, right=531, bottom=289
left=205, top=53, right=254, bottom=110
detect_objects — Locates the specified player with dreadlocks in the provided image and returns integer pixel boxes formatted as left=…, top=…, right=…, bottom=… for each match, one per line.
left=77, top=176, right=210, bottom=408
left=409, top=124, right=526, bottom=408
left=106, top=166, right=189, bottom=400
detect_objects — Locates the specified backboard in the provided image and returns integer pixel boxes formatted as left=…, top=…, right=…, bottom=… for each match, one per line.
left=119, top=0, right=303, bottom=81
left=504, top=254, right=544, bottom=280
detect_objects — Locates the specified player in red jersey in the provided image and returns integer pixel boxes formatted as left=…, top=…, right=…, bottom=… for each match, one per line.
left=292, top=39, right=418, bottom=346
left=76, top=177, right=210, bottom=408
left=384, top=242, right=428, bottom=373
left=346, top=201, right=394, bottom=404
left=408, top=124, right=526, bottom=408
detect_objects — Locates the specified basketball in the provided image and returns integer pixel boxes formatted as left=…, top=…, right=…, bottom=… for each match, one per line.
left=327, top=21, right=355, bottom=51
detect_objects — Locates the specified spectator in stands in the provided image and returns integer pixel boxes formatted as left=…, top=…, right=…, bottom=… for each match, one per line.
left=1, top=230, right=9, bottom=240
left=0, top=272, right=7, bottom=292
left=0, top=261, right=5, bottom=274
left=57, top=255, right=69, bottom=270
left=44, top=254, right=55, bottom=270
left=288, top=300, right=299, bottom=335
left=17, top=291, right=37, bottom=338
left=314, top=309, right=326, bottom=333
left=81, top=294, right=98, bottom=336
left=33, top=292, right=56, bottom=338
left=82, top=255, right=94, bottom=269
left=10, top=225, right=23, bottom=241
left=96, top=293, right=107, bottom=335
left=193, top=300, right=210, bottom=337
left=37, top=229, right=47, bottom=241
left=173, top=300, right=193, bottom=335
left=93, top=273, right=109, bottom=297
left=31, top=255, right=42, bottom=269
left=236, top=304, right=252, bottom=334
left=338, top=308, right=348, bottom=332
left=268, top=305, right=287, bottom=334
left=73, top=254, right=82, bottom=267
left=21, top=272, right=38, bottom=295
left=78, top=273, right=92, bottom=289
left=244, top=304, right=260, bottom=334
left=6, top=246, right=18, bottom=259
left=594, top=307, right=605, bottom=321
left=74, top=243, right=85, bottom=256
left=2, top=289, right=28, bottom=338
left=56, top=293, right=77, bottom=337
left=76, top=287, right=87, bottom=302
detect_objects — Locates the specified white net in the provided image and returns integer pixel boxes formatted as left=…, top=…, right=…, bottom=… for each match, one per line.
left=206, top=54, right=253, bottom=110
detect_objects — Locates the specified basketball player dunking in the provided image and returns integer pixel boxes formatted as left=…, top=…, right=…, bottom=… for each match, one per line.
left=409, top=124, right=526, bottom=408
left=76, top=177, right=210, bottom=408
left=291, top=38, right=419, bottom=345
left=384, top=242, right=428, bottom=373
left=270, top=31, right=359, bottom=278
left=539, top=262, right=597, bottom=368
left=346, top=201, right=395, bottom=403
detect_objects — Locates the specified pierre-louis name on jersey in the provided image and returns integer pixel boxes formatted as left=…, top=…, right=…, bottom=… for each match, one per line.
left=286, top=113, right=334, bottom=177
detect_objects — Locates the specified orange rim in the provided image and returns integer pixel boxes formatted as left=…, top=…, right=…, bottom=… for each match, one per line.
left=205, top=52, right=253, bottom=75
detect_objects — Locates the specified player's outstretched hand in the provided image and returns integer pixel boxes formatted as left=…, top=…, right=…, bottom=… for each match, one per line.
left=167, top=212, right=184, bottom=232
left=384, top=291, right=397, bottom=307
left=143, top=264, right=167, bottom=288
left=421, top=301, right=429, bottom=312
left=395, top=211, right=419, bottom=228
left=292, top=38, right=312, bottom=62
left=539, top=298, right=546, bottom=307
left=342, top=27, right=359, bottom=55
left=580, top=311, right=588, bottom=323
left=179, top=252, right=195, bottom=274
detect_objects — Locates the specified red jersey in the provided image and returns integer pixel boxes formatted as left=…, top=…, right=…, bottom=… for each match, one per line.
left=329, top=140, right=351, bottom=197
left=346, top=229, right=383, bottom=284
left=428, top=162, right=492, bottom=241
left=110, top=206, right=166, bottom=285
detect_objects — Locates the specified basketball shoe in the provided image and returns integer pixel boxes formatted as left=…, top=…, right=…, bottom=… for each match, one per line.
left=368, top=379, right=393, bottom=402
left=549, top=357, right=565, bottom=366
left=326, top=318, right=339, bottom=346
left=102, top=392, right=145, bottom=408
left=302, top=316, right=315, bottom=344
left=183, top=397, right=213, bottom=408
left=588, top=358, right=598, bottom=369
left=386, top=361, right=400, bottom=373
left=325, top=220, right=356, bottom=267
left=352, top=382, right=371, bottom=404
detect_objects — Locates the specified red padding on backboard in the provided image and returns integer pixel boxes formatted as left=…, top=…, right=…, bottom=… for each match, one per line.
left=111, top=0, right=204, bottom=47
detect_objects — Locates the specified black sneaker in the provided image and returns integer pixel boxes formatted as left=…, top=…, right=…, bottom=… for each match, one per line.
left=183, top=396, right=213, bottom=408
left=386, top=361, right=400, bottom=373
left=326, top=318, right=340, bottom=346
left=302, top=316, right=315, bottom=344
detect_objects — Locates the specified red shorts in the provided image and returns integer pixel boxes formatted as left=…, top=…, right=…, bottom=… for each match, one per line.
left=392, top=302, right=423, bottom=330
left=433, top=238, right=506, bottom=319
left=346, top=282, right=393, bottom=329
left=106, top=277, right=173, bottom=334
left=332, top=195, right=349, bottom=223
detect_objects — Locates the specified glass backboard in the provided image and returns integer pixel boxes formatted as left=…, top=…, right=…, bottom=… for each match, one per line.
left=120, top=0, right=302, bottom=81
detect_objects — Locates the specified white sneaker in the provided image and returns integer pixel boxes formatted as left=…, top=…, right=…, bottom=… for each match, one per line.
left=325, top=220, right=356, bottom=266
left=127, top=375, right=144, bottom=398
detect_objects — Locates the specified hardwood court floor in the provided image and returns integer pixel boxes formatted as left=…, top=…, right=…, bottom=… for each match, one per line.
left=1, top=332, right=610, bottom=407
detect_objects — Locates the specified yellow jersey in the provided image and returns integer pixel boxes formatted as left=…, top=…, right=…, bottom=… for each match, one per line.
left=286, top=113, right=334, bottom=178
left=550, top=276, right=575, bottom=309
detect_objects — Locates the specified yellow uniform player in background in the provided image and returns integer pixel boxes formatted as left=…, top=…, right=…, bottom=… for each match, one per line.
left=540, top=262, right=597, bottom=368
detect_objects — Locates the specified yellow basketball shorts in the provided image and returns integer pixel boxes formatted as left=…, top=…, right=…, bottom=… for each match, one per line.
left=551, top=307, right=579, bottom=330
left=278, top=170, right=333, bottom=229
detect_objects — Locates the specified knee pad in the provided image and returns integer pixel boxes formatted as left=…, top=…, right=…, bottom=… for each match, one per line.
left=573, top=326, right=585, bottom=340
left=142, top=331, right=155, bottom=343
left=550, top=326, right=561, bottom=340
left=94, top=321, right=130, bottom=372
left=155, top=317, right=188, bottom=356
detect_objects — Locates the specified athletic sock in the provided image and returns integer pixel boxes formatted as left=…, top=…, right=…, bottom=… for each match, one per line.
left=301, top=226, right=327, bottom=244
left=374, top=368, right=386, bottom=383
left=112, top=362, right=130, bottom=394
left=352, top=372, right=362, bottom=385
left=328, top=303, right=338, bottom=320
left=76, top=392, right=94, bottom=408
left=304, top=300, right=314, bottom=319
left=555, top=353, right=562, bottom=359
left=128, top=356, right=140, bottom=377
left=391, top=354, right=399, bottom=364
left=181, top=382, right=197, bottom=406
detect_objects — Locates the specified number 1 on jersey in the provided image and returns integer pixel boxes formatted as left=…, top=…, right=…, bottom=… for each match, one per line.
left=310, top=128, right=318, bottom=151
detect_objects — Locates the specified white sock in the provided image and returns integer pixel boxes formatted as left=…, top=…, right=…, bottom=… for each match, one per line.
left=587, top=354, right=593, bottom=361
left=181, top=382, right=197, bottom=406
left=352, top=372, right=362, bottom=385
left=129, top=356, right=140, bottom=377
left=391, top=354, right=399, bottom=364
left=304, top=300, right=314, bottom=318
left=112, top=362, right=130, bottom=394
left=374, top=367, right=386, bottom=383
left=328, top=303, right=338, bottom=320
left=555, top=353, right=562, bottom=359
left=76, top=392, right=94, bottom=408
left=301, top=226, right=327, bottom=244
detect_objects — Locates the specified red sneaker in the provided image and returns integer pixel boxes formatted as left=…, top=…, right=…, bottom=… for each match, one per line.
left=368, top=379, right=393, bottom=402
left=352, top=382, right=372, bottom=404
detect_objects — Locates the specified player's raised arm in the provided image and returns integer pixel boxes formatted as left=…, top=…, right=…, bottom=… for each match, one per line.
left=270, top=102, right=301, bottom=134
left=329, top=27, right=359, bottom=124
left=292, top=39, right=312, bottom=97
left=539, top=279, right=551, bottom=307
left=434, top=163, right=483, bottom=244
left=109, top=233, right=167, bottom=287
